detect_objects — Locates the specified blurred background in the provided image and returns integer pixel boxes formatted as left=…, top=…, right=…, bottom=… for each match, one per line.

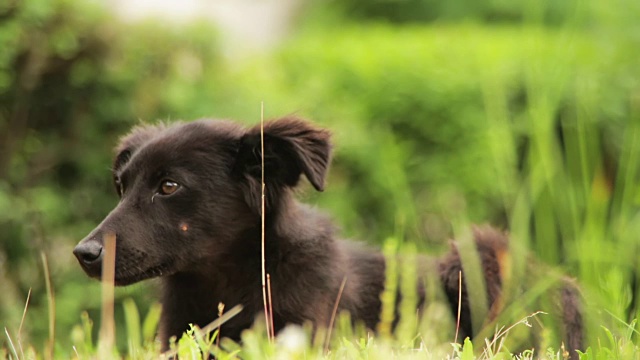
left=1, top=0, right=640, bottom=355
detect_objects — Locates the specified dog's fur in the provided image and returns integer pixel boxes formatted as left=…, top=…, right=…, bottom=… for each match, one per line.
left=74, top=116, right=583, bottom=357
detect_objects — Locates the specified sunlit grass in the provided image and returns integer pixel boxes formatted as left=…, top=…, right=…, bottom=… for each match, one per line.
left=6, top=291, right=638, bottom=359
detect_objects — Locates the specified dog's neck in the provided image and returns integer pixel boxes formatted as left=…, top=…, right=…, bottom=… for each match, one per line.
left=159, top=195, right=341, bottom=347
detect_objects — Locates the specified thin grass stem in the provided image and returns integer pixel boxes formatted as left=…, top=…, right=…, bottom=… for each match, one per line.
left=40, top=252, right=55, bottom=360
left=4, top=328, right=18, bottom=359
left=324, top=276, right=348, bottom=352
left=99, top=233, right=116, bottom=357
left=259, top=101, right=273, bottom=342
left=17, top=287, right=31, bottom=360
left=454, top=270, right=462, bottom=345
left=267, top=273, right=275, bottom=339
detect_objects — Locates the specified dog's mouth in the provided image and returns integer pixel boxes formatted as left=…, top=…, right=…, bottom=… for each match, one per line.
left=113, top=260, right=176, bottom=286
left=108, top=246, right=178, bottom=285
left=76, top=249, right=177, bottom=286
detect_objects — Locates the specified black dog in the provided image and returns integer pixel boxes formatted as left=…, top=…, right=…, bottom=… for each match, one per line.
left=73, top=116, right=583, bottom=356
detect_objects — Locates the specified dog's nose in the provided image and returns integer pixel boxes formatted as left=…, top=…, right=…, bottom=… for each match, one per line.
left=73, top=240, right=104, bottom=265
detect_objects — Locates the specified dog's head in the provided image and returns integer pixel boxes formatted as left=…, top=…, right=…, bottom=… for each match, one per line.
left=73, top=116, right=332, bottom=285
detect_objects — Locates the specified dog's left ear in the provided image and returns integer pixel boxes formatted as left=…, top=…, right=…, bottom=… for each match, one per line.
left=234, top=116, right=332, bottom=209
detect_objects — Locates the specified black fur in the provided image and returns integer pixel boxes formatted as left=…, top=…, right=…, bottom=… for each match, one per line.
left=73, top=116, right=583, bottom=357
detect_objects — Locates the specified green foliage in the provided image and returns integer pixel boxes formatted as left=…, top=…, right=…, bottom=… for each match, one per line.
left=95, top=297, right=557, bottom=359
left=228, top=22, right=638, bottom=251
left=0, top=0, right=223, bottom=352
left=313, top=0, right=583, bottom=25
left=578, top=324, right=640, bottom=359
left=460, top=338, right=474, bottom=360
left=14, top=296, right=640, bottom=358
left=69, top=300, right=163, bottom=359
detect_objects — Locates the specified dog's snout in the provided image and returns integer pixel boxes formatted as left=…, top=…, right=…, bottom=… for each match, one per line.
left=73, top=240, right=104, bottom=266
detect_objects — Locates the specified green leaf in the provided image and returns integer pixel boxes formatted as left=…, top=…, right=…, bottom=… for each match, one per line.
left=461, top=337, right=475, bottom=360
left=123, top=298, right=141, bottom=356
left=142, top=302, right=162, bottom=343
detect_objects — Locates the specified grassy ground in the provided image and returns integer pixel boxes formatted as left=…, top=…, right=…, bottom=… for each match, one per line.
left=3, top=286, right=639, bottom=359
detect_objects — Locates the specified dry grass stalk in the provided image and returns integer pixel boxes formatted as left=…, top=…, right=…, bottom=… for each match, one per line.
left=160, top=305, right=244, bottom=360
left=259, top=101, right=274, bottom=342
left=99, top=232, right=116, bottom=357
left=267, top=273, right=275, bottom=339
left=17, top=287, right=31, bottom=359
left=4, top=328, right=18, bottom=359
left=454, top=270, right=462, bottom=344
left=217, top=302, right=225, bottom=347
left=480, top=310, right=546, bottom=359
left=40, top=252, right=55, bottom=360
left=324, top=276, right=348, bottom=352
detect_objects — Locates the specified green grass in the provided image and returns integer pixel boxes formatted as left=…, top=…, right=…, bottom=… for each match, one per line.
left=4, top=234, right=640, bottom=359
left=4, top=291, right=639, bottom=359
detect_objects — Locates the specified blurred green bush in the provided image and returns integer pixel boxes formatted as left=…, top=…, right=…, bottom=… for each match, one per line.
left=229, top=24, right=636, bottom=243
left=326, top=0, right=575, bottom=25
left=2, top=0, right=640, bottom=355
left=0, top=0, right=225, bottom=350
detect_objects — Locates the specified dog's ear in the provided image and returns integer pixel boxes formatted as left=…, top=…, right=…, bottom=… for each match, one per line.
left=112, top=124, right=166, bottom=194
left=113, top=124, right=166, bottom=172
left=234, top=116, right=332, bottom=210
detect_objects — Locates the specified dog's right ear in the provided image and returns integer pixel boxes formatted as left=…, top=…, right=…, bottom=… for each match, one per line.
left=234, top=116, right=332, bottom=211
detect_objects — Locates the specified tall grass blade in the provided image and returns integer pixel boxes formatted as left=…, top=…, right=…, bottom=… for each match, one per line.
left=142, top=303, right=162, bottom=343
left=162, top=305, right=243, bottom=359
left=4, top=328, right=18, bottom=360
left=17, top=288, right=31, bottom=360
left=40, top=252, right=55, bottom=360
left=453, top=225, right=488, bottom=337
left=99, top=232, right=116, bottom=358
left=324, top=276, right=347, bottom=352
left=123, top=298, right=141, bottom=356
left=377, top=237, right=399, bottom=337
left=259, top=100, right=273, bottom=342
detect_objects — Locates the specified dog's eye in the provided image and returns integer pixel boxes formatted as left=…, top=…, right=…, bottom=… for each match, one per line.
left=159, top=180, right=180, bottom=195
left=114, top=177, right=124, bottom=196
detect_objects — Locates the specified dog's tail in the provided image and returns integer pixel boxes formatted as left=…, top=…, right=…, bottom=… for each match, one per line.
left=438, top=226, right=509, bottom=341
left=478, top=228, right=584, bottom=359
left=559, top=278, right=583, bottom=359
left=440, top=226, right=584, bottom=358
